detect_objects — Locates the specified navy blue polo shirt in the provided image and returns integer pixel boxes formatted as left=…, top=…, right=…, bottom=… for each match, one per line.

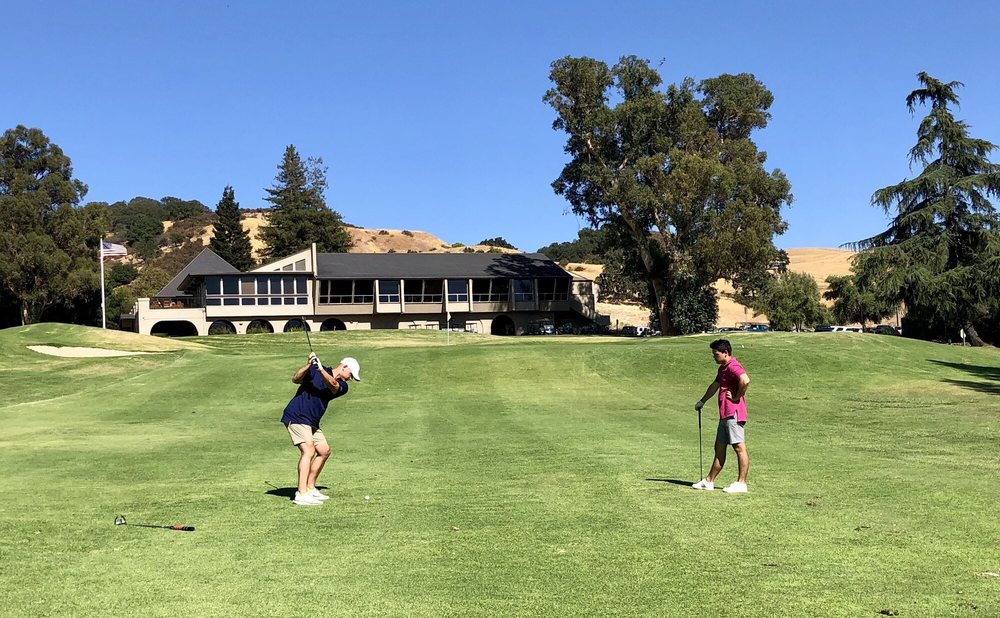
left=280, top=365, right=348, bottom=427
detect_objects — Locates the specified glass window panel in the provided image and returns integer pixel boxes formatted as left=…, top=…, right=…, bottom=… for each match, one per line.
left=295, top=259, right=306, bottom=271
left=283, top=297, right=295, bottom=305
left=296, top=297, right=308, bottom=304
left=205, top=277, right=221, bottom=295
left=207, top=298, right=221, bottom=306
left=223, top=277, right=239, bottom=295
left=223, top=298, right=239, bottom=306
left=241, top=279, right=255, bottom=295
left=241, top=298, right=255, bottom=305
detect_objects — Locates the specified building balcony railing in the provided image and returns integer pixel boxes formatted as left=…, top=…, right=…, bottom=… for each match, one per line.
left=150, top=297, right=203, bottom=310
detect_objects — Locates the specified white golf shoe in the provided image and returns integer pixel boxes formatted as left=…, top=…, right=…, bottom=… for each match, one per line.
left=722, top=482, right=748, bottom=494
left=308, top=489, right=330, bottom=501
left=692, top=479, right=714, bottom=491
left=293, top=491, right=323, bottom=506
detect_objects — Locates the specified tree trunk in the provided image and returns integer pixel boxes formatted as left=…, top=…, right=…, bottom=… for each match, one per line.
left=651, top=278, right=675, bottom=336
left=964, top=321, right=986, bottom=347
left=21, top=302, right=29, bottom=326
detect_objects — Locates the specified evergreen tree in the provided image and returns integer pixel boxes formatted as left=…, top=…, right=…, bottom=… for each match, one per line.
left=0, top=126, right=105, bottom=325
left=209, top=186, right=254, bottom=270
left=852, top=73, right=1000, bottom=345
left=259, top=145, right=352, bottom=259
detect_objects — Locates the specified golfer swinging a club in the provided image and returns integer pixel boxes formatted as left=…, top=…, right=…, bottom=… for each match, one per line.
left=693, top=339, right=750, bottom=493
left=281, top=352, right=361, bottom=506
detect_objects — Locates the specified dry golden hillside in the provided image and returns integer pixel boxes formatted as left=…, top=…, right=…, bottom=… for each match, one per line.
left=568, top=248, right=856, bottom=328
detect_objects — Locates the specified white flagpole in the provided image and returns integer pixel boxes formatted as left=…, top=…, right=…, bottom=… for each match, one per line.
left=100, top=236, right=106, bottom=329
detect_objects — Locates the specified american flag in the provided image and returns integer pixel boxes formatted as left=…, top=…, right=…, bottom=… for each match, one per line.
left=101, top=240, right=128, bottom=257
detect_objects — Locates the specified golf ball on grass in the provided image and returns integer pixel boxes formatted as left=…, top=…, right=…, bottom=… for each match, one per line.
left=364, top=495, right=370, bottom=501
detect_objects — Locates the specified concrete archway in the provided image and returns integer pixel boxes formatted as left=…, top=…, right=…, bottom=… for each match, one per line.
left=247, top=319, right=274, bottom=334
left=491, top=315, right=515, bottom=336
left=150, top=321, right=198, bottom=337
left=209, top=320, right=237, bottom=335
left=284, top=318, right=310, bottom=333
left=321, top=318, right=346, bottom=331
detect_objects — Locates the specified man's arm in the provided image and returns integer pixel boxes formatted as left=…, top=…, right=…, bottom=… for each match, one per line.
left=697, top=381, right=721, bottom=408
left=292, top=353, right=318, bottom=384
left=315, top=365, right=343, bottom=393
left=727, top=373, right=750, bottom=402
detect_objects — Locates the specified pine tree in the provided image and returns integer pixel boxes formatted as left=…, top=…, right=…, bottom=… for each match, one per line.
left=209, top=186, right=254, bottom=270
left=259, top=145, right=352, bottom=259
left=852, top=73, right=1000, bottom=345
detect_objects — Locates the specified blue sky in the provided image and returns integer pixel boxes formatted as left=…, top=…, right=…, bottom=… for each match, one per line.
left=6, top=1, right=999, bottom=253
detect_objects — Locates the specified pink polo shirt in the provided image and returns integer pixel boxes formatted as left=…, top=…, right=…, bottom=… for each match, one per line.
left=716, top=357, right=748, bottom=422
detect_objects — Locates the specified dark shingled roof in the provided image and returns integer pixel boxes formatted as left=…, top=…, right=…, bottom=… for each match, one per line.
left=157, top=248, right=240, bottom=296
left=315, top=253, right=569, bottom=279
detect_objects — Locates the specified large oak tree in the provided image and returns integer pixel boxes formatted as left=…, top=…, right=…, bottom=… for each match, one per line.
left=545, top=56, right=791, bottom=334
left=0, top=126, right=106, bottom=325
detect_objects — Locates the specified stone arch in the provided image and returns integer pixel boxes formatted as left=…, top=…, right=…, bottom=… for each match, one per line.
left=247, top=319, right=274, bottom=334
left=321, top=318, right=347, bottom=331
left=284, top=318, right=310, bottom=333
left=491, top=315, right=516, bottom=336
left=208, top=320, right=237, bottom=335
left=150, top=320, right=198, bottom=337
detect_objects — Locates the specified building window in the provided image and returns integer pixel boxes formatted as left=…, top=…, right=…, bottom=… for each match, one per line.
left=472, top=279, right=508, bottom=302
left=378, top=280, right=400, bottom=303
left=538, top=278, right=569, bottom=301
left=513, top=279, right=534, bottom=302
left=319, top=280, right=374, bottom=304
left=404, top=280, right=443, bottom=303
left=204, top=274, right=309, bottom=306
left=447, top=279, right=468, bottom=302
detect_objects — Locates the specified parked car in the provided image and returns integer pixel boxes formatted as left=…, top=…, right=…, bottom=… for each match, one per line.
left=743, top=324, right=769, bottom=332
left=814, top=325, right=834, bottom=332
left=871, top=325, right=899, bottom=336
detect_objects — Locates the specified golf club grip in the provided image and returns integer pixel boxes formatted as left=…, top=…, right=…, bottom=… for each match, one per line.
left=172, top=525, right=195, bottom=531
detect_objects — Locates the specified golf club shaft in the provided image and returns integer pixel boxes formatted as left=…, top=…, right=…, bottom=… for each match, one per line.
left=301, top=316, right=313, bottom=352
left=698, top=409, right=703, bottom=481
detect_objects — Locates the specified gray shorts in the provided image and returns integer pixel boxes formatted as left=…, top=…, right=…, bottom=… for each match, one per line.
left=716, top=418, right=746, bottom=445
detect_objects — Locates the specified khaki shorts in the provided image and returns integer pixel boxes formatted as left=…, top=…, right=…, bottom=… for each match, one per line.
left=716, top=418, right=746, bottom=445
left=285, top=423, right=328, bottom=447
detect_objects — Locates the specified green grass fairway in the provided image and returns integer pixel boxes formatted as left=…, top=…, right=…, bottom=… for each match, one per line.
left=1, top=325, right=998, bottom=617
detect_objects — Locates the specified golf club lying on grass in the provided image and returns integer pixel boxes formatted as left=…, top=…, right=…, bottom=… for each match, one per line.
left=114, top=514, right=195, bottom=532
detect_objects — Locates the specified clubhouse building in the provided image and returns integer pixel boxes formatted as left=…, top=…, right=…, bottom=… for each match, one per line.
left=126, top=246, right=601, bottom=336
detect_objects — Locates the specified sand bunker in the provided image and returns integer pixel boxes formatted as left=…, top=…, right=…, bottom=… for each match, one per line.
left=28, top=345, right=153, bottom=358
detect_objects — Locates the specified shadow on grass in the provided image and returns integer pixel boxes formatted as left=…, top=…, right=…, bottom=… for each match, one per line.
left=263, top=483, right=330, bottom=499
left=645, top=478, right=695, bottom=487
left=931, top=360, right=1000, bottom=395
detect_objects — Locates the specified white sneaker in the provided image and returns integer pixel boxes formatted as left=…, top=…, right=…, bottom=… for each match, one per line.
left=308, top=489, right=330, bottom=501
left=692, top=479, right=714, bottom=491
left=293, top=491, right=323, bottom=506
left=722, top=482, right=748, bottom=494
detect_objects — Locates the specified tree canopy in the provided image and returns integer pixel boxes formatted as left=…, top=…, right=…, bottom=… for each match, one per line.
left=545, top=56, right=791, bottom=334
left=0, top=126, right=106, bottom=325
left=259, top=145, right=352, bottom=259
left=850, top=73, right=1000, bottom=345
left=209, top=186, right=254, bottom=270
left=753, top=271, right=828, bottom=331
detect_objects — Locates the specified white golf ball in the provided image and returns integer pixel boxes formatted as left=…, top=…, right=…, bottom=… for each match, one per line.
left=364, top=495, right=370, bottom=501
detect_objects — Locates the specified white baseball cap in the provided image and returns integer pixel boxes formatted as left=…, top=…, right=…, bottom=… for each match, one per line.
left=340, top=357, right=361, bottom=381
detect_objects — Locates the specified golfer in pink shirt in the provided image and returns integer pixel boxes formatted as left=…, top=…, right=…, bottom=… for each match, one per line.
left=693, top=339, right=751, bottom=493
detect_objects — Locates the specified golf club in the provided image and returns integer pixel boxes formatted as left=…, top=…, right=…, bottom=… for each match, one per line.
left=114, top=514, right=195, bottom=532
left=301, top=316, right=313, bottom=353
left=697, top=407, right=704, bottom=482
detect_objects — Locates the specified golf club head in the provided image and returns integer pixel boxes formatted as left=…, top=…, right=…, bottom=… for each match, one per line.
left=114, top=515, right=127, bottom=526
